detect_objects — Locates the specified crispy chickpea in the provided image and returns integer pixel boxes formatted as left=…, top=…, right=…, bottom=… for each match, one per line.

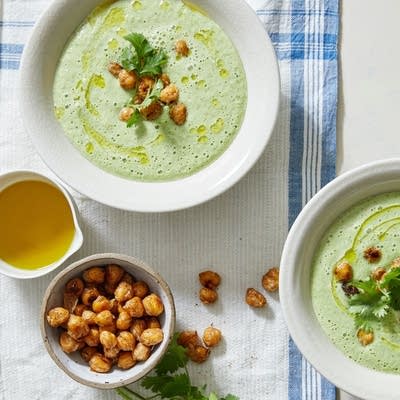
left=118, top=69, right=137, bottom=90
left=130, top=319, right=147, bottom=340
left=334, top=262, right=353, bottom=282
left=109, top=298, right=119, bottom=315
left=116, top=310, right=132, bottom=331
left=95, top=310, right=114, bottom=327
left=92, top=295, right=111, bottom=313
left=81, top=287, right=100, bottom=306
left=47, top=307, right=70, bottom=328
left=99, top=322, right=117, bottom=334
left=80, top=346, right=98, bottom=362
left=187, top=345, right=209, bottom=363
left=83, top=267, right=105, bottom=284
left=89, top=353, right=112, bottom=373
left=121, top=272, right=135, bottom=284
left=84, top=327, right=100, bottom=347
left=143, top=293, right=164, bottom=316
left=106, top=264, right=125, bottom=286
left=65, top=277, right=85, bottom=296
left=199, top=270, right=221, bottom=289
left=117, top=351, right=136, bottom=369
left=160, top=84, right=179, bottom=104
left=392, top=257, right=400, bottom=268
left=108, top=62, right=123, bottom=77
left=100, top=331, right=118, bottom=349
left=117, top=331, right=136, bottom=351
left=67, top=315, right=90, bottom=340
left=202, top=327, right=222, bottom=347
left=104, top=346, right=120, bottom=359
left=133, top=343, right=151, bottom=361
left=199, top=287, right=218, bottom=304
left=119, top=107, right=134, bottom=122
left=372, top=267, right=386, bottom=281
left=363, top=247, right=382, bottom=263
left=63, top=292, right=78, bottom=314
left=262, top=267, right=279, bottom=292
left=357, top=329, right=374, bottom=346
left=74, top=304, right=89, bottom=316
left=132, top=281, right=150, bottom=299
left=137, top=76, right=155, bottom=101
left=161, top=73, right=170, bottom=87
left=140, top=101, right=163, bottom=121
left=123, top=296, right=145, bottom=318
left=140, top=328, right=164, bottom=346
left=245, top=288, right=267, bottom=308
left=114, top=281, right=134, bottom=303
left=146, top=317, right=161, bottom=329
left=169, top=103, right=187, bottom=125
left=175, top=39, right=189, bottom=57
left=82, top=310, right=97, bottom=325
left=105, top=282, right=118, bottom=296
left=177, top=331, right=201, bottom=348
left=59, top=331, right=80, bottom=353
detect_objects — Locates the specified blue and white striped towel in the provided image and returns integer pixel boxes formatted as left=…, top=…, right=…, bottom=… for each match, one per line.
left=0, top=1, right=338, bottom=399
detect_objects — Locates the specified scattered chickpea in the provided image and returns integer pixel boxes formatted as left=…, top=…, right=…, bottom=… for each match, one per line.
left=202, top=327, right=222, bottom=347
left=199, top=270, right=221, bottom=289
left=116, top=310, right=132, bottom=331
left=114, top=281, right=134, bottom=303
left=199, top=287, right=218, bottom=304
left=132, top=281, right=150, bottom=299
left=83, top=267, right=105, bottom=284
left=169, top=103, right=187, bottom=125
left=160, top=84, right=179, bottom=104
left=59, top=331, right=80, bottom=353
left=84, top=328, right=100, bottom=347
left=118, top=69, right=137, bottom=90
left=140, top=328, right=164, bottom=347
left=108, top=62, right=123, bottom=77
left=140, top=101, right=163, bottom=121
left=47, top=307, right=70, bottom=328
left=175, top=39, right=189, bottom=57
left=137, top=76, right=155, bottom=101
left=161, top=73, right=170, bottom=87
left=177, top=330, right=201, bottom=348
left=81, top=287, right=100, bottom=306
left=133, top=343, right=151, bottom=361
left=363, top=247, right=382, bottom=263
left=371, top=267, right=386, bottom=281
left=357, top=329, right=374, bottom=346
left=334, top=262, right=353, bottom=283
left=187, top=345, right=209, bottom=363
left=65, top=278, right=85, bottom=297
left=119, top=107, right=134, bottom=122
left=117, top=331, right=136, bottom=351
left=262, top=267, right=279, bottom=292
left=80, top=346, right=98, bottom=362
left=245, top=288, right=267, bottom=308
left=89, top=354, right=112, bottom=373
left=123, top=297, right=145, bottom=318
left=130, top=319, right=147, bottom=341
left=118, top=351, right=137, bottom=369
left=67, top=315, right=90, bottom=340
left=95, top=310, right=114, bottom=327
left=106, top=264, right=124, bottom=286
left=143, top=293, right=164, bottom=316
left=146, top=317, right=161, bottom=329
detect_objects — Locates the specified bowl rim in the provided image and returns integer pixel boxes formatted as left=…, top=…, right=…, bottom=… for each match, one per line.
left=19, top=0, right=280, bottom=212
left=280, top=158, right=400, bottom=400
left=40, top=253, right=176, bottom=389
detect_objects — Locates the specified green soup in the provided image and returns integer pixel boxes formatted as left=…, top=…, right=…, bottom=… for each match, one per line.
left=53, top=0, right=247, bottom=181
left=311, top=192, right=400, bottom=373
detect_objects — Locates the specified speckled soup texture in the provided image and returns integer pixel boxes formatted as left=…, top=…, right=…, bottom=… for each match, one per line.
left=311, top=192, right=400, bottom=373
left=53, top=0, right=247, bottom=181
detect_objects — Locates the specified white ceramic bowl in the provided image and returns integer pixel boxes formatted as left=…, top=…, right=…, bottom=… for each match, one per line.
left=41, top=253, right=176, bottom=389
left=280, top=159, right=400, bottom=400
left=0, top=170, right=83, bottom=279
left=19, top=0, right=280, bottom=212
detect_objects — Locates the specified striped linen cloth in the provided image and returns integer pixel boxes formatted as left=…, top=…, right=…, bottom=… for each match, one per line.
left=0, top=0, right=338, bottom=399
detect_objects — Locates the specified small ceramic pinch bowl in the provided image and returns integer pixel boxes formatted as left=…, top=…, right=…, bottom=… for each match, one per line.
left=41, top=253, right=176, bottom=389
left=280, top=159, right=400, bottom=400
left=0, top=170, right=83, bottom=279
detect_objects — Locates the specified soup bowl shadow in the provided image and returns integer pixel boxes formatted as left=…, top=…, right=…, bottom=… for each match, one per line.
left=280, top=158, right=400, bottom=400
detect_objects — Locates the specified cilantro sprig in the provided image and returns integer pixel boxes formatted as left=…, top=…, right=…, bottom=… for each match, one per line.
left=115, top=334, right=239, bottom=400
left=348, top=266, right=400, bottom=331
left=121, top=33, right=168, bottom=77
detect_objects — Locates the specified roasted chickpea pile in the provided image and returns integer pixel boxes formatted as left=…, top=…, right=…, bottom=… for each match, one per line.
left=198, top=270, right=221, bottom=304
left=46, top=265, right=165, bottom=373
left=178, top=326, right=222, bottom=363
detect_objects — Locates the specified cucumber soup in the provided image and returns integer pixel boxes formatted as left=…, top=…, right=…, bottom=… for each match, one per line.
left=53, top=0, right=247, bottom=181
left=311, top=192, right=400, bottom=373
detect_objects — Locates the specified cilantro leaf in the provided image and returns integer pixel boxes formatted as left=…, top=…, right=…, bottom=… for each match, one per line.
left=154, top=333, right=188, bottom=375
left=223, top=396, right=240, bottom=400
left=126, top=109, right=142, bottom=127
left=141, top=50, right=168, bottom=76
